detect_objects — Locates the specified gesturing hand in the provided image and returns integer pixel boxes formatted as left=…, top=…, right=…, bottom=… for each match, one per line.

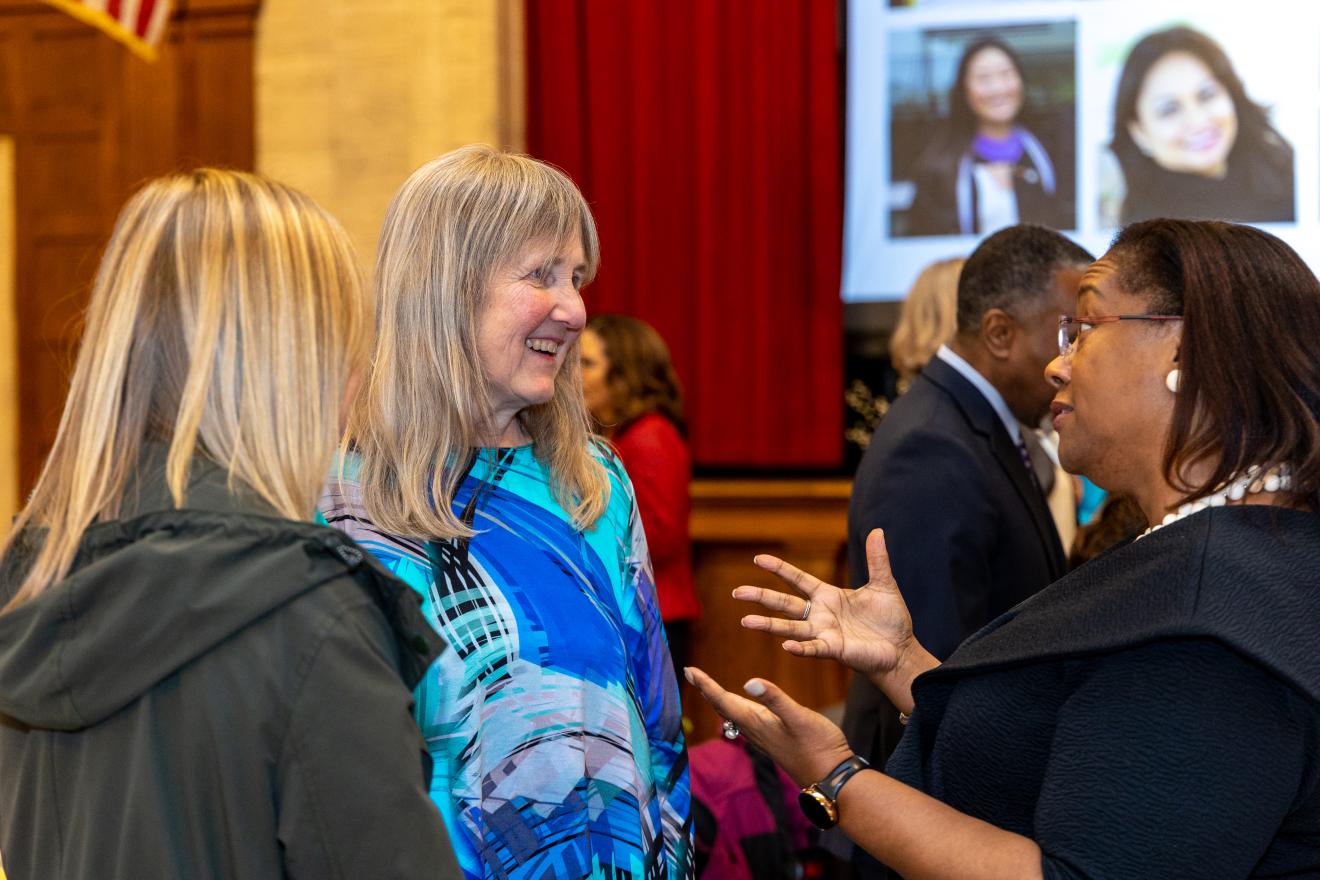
left=735, top=529, right=933, bottom=694
left=684, top=666, right=853, bottom=788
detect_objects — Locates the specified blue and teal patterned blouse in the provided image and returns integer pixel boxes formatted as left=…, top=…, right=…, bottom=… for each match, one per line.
left=321, top=444, right=693, bottom=879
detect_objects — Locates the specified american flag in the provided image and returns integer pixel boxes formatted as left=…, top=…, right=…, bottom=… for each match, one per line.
left=43, top=0, right=171, bottom=61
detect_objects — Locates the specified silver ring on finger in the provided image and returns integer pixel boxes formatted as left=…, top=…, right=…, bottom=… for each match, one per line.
left=722, top=719, right=740, bottom=740
left=800, top=599, right=812, bottom=621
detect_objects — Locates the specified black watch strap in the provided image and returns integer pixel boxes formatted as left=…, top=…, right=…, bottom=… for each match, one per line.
left=815, top=754, right=870, bottom=801
left=798, top=754, right=870, bottom=829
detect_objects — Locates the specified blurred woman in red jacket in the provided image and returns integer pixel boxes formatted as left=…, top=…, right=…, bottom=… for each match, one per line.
left=581, top=314, right=701, bottom=672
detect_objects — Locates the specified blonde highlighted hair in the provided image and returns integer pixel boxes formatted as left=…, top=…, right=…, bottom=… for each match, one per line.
left=889, top=257, right=965, bottom=377
left=3, top=169, right=369, bottom=609
left=351, top=145, right=610, bottom=539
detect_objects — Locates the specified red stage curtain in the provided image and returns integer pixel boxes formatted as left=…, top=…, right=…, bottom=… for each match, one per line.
left=525, top=0, right=843, bottom=469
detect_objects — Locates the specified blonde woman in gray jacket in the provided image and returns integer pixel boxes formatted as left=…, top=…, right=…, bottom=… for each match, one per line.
left=0, top=170, right=459, bottom=880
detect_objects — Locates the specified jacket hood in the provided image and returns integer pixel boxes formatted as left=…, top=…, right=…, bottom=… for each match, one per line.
left=0, top=459, right=437, bottom=730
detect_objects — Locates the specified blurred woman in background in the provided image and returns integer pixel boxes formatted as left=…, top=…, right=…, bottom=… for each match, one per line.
left=907, top=38, right=1068, bottom=236
left=580, top=314, right=700, bottom=673
left=888, top=258, right=965, bottom=395
left=1110, top=26, right=1294, bottom=225
left=0, top=170, right=457, bottom=879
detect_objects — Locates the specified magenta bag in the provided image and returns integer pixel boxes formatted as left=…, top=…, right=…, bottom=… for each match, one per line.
left=689, top=736, right=826, bottom=879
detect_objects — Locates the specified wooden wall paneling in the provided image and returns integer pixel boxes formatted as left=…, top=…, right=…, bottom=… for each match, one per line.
left=17, top=224, right=100, bottom=480
left=685, top=478, right=853, bottom=744
left=12, top=15, right=114, bottom=484
left=28, top=133, right=108, bottom=232
left=119, top=32, right=182, bottom=193
left=0, top=0, right=258, bottom=490
left=170, top=10, right=256, bottom=169
left=0, top=136, right=17, bottom=534
left=181, top=0, right=261, bottom=13
left=25, top=24, right=105, bottom=131
left=0, top=29, right=16, bottom=130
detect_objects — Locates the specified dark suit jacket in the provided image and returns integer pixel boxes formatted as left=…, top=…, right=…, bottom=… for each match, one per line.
left=840, top=356, right=1066, bottom=844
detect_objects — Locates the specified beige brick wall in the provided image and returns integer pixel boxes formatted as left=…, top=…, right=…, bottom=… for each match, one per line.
left=256, top=0, right=524, bottom=264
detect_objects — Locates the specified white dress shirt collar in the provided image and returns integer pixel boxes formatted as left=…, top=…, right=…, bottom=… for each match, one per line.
left=934, top=345, right=1021, bottom=445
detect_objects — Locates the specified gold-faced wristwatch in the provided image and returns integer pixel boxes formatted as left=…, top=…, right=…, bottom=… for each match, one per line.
left=797, top=754, right=870, bottom=829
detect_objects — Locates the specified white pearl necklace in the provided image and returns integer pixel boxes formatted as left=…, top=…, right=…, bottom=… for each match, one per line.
left=1137, top=463, right=1293, bottom=540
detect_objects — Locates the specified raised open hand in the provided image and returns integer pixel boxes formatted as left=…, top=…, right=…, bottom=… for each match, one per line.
left=735, top=529, right=935, bottom=699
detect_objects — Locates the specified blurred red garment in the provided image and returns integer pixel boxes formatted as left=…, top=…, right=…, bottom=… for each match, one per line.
left=613, top=413, right=701, bottom=622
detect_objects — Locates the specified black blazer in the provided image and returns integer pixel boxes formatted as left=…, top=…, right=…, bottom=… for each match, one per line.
left=887, top=506, right=1320, bottom=877
left=840, top=355, right=1066, bottom=789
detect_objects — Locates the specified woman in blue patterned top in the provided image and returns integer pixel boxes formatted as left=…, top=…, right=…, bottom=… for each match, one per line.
left=321, top=146, right=692, bottom=880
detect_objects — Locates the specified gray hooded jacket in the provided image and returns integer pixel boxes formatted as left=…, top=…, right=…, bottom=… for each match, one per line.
left=0, top=461, right=460, bottom=879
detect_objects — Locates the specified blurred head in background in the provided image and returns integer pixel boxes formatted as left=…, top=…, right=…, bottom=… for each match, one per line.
left=890, top=257, right=965, bottom=383
left=581, top=314, right=686, bottom=437
left=951, top=38, right=1027, bottom=138
left=952, top=225, right=1091, bottom=425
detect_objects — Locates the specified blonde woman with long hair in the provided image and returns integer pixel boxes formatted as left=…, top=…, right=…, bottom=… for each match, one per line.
left=0, top=170, right=458, bottom=880
left=889, top=258, right=965, bottom=392
left=321, top=146, right=693, bottom=880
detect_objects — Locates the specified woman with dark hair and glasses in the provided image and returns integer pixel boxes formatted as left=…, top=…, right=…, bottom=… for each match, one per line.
left=1109, top=26, right=1294, bottom=225
left=687, top=218, right=1320, bottom=877
left=905, top=37, right=1069, bottom=237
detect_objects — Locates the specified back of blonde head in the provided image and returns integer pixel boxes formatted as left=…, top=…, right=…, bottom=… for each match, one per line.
left=890, top=258, right=965, bottom=377
left=3, top=169, right=369, bottom=609
left=353, top=145, right=609, bottom=539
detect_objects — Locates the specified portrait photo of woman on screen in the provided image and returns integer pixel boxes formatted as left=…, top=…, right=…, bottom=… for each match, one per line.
left=893, top=30, right=1075, bottom=238
left=1106, top=25, right=1295, bottom=226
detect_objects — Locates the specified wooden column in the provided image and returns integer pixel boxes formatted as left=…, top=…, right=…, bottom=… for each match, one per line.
left=0, top=0, right=258, bottom=492
left=685, top=478, right=853, bottom=743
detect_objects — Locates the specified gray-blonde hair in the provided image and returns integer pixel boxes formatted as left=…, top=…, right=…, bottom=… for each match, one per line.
left=890, top=258, right=965, bottom=377
left=350, top=145, right=609, bottom=539
left=4, top=169, right=370, bottom=609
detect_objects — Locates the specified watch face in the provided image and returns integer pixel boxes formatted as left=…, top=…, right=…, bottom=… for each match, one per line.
left=798, top=788, right=837, bottom=829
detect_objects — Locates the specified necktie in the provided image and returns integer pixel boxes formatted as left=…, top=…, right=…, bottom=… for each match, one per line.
left=1015, top=434, right=1034, bottom=473
left=1016, top=433, right=1044, bottom=494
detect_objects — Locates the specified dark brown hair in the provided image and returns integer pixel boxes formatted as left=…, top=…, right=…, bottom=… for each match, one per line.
left=1108, top=219, right=1320, bottom=509
left=917, top=38, right=1029, bottom=189
left=1110, top=27, right=1292, bottom=225
left=1070, top=494, right=1146, bottom=568
left=586, top=314, right=686, bottom=435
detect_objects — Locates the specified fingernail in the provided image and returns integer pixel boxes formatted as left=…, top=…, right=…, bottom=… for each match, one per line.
left=683, top=667, right=695, bottom=685
left=743, top=679, right=766, bottom=697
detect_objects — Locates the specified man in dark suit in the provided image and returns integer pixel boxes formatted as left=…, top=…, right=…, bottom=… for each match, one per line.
left=840, top=225, right=1092, bottom=877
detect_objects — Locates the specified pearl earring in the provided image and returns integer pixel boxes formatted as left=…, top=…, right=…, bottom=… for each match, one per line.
left=1165, top=369, right=1180, bottom=394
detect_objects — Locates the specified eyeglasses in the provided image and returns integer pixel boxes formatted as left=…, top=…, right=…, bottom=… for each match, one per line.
left=1057, top=314, right=1183, bottom=358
